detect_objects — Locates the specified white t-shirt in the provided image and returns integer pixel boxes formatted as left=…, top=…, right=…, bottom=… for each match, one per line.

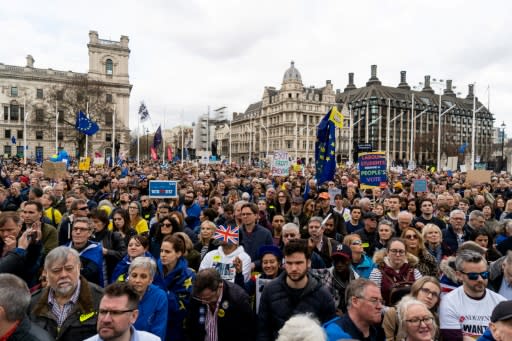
left=439, top=286, right=506, bottom=339
left=199, top=245, right=252, bottom=282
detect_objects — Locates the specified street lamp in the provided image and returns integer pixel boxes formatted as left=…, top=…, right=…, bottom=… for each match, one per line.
left=146, top=128, right=150, bottom=159
left=501, top=121, right=506, bottom=171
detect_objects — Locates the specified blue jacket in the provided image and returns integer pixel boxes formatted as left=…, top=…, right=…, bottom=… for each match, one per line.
left=134, top=284, right=168, bottom=340
left=352, top=254, right=375, bottom=279
left=110, top=251, right=153, bottom=283
left=177, top=202, right=201, bottom=229
left=68, top=241, right=104, bottom=287
left=477, top=329, right=495, bottom=341
left=154, top=256, right=196, bottom=341
left=324, top=315, right=384, bottom=341
left=240, top=224, right=273, bottom=267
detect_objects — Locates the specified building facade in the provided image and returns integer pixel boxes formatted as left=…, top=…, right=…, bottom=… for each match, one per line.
left=336, top=65, right=495, bottom=167
left=0, top=30, right=132, bottom=160
left=230, top=61, right=349, bottom=164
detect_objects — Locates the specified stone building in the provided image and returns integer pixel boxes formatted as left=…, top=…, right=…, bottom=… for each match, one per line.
left=336, top=65, right=494, bottom=168
left=0, top=30, right=131, bottom=160
left=230, top=61, right=349, bottom=164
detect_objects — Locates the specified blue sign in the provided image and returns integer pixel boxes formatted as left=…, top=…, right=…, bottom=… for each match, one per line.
left=358, top=152, right=387, bottom=189
left=148, top=180, right=178, bottom=198
left=413, top=179, right=428, bottom=193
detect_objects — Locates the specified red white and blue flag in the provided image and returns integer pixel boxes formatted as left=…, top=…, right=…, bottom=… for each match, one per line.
left=213, top=225, right=239, bottom=245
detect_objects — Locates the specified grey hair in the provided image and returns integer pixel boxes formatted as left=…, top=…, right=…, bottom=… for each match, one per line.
left=469, top=210, right=484, bottom=221
left=449, top=209, right=465, bottom=219
left=345, top=278, right=378, bottom=308
left=0, top=274, right=31, bottom=321
left=359, top=197, right=371, bottom=207
left=128, top=257, right=157, bottom=278
left=276, top=313, right=326, bottom=341
left=396, top=297, right=437, bottom=340
left=378, top=219, right=395, bottom=233
left=504, top=250, right=512, bottom=265
left=308, top=216, right=324, bottom=227
left=397, top=211, right=413, bottom=221
left=282, top=223, right=299, bottom=233
left=44, top=246, right=81, bottom=270
left=234, top=200, right=248, bottom=210
left=72, top=216, right=95, bottom=231
left=502, top=219, right=512, bottom=234
left=455, top=250, right=487, bottom=272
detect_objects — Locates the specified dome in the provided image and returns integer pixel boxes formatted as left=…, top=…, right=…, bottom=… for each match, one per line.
left=282, top=61, right=302, bottom=83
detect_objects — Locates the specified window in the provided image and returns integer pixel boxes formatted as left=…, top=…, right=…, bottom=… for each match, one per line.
left=36, top=131, right=43, bottom=140
left=3, top=107, right=7, bottom=121
left=10, top=87, right=18, bottom=97
left=105, top=112, right=113, bottom=126
left=17, top=130, right=23, bottom=139
left=286, top=140, right=292, bottom=149
left=4, top=129, right=11, bottom=139
left=57, top=91, right=64, bottom=100
left=58, top=110, right=64, bottom=123
left=35, top=109, right=44, bottom=122
left=288, top=93, right=292, bottom=98
left=10, top=105, right=19, bottom=121
left=106, top=94, right=112, bottom=103
left=36, top=88, right=43, bottom=99
left=106, top=133, right=112, bottom=142
left=4, top=146, right=11, bottom=157
left=58, top=132, right=63, bottom=140
left=106, top=59, right=113, bottom=75
left=16, top=146, right=24, bottom=157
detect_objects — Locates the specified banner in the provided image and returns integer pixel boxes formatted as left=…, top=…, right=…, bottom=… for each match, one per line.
left=358, top=152, right=387, bottom=189
left=78, top=157, right=91, bottom=171
left=42, top=161, right=68, bottom=179
left=271, top=150, right=290, bottom=176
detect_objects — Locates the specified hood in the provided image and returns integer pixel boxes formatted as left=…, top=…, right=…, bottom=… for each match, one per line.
left=373, top=248, right=419, bottom=267
left=439, top=256, right=458, bottom=283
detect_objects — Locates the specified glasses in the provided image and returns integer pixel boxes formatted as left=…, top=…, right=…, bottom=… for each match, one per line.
left=73, top=227, right=91, bottom=233
left=283, top=233, right=298, bottom=238
left=161, top=223, right=172, bottom=227
left=405, top=317, right=434, bottom=327
left=404, top=234, right=418, bottom=240
left=351, top=240, right=362, bottom=245
left=389, top=249, right=406, bottom=255
left=460, top=271, right=489, bottom=280
left=98, top=308, right=136, bottom=317
left=419, top=287, right=440, bottom=298
left=77, top=207, right=89, bottom=211
left=192, top=287, right=220, bottom=304
left=356, top=296, right=385, bottom=306
left=129, top=206, right=138, bottom=209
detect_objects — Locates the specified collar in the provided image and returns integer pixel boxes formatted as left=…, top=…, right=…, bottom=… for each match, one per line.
left=48, top=280, right=81, bottom=306
left=0, top=320, right=20, bottom=341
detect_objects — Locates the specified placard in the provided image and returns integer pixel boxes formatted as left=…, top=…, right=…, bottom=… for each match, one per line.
left=271, top=150, right=290, bottom=176
left=413, top=179, right=428, bottom=193
left=466, top=170, right=492, bottom=185
left=358, top=152, right=387, bottom=189
left=148, top=180, right=178, bottom=198
left=78, top=157, right=91, bottom=171
left=255, top=276, right=273, bottom=314
left=42, top=161, right=68, bottom=179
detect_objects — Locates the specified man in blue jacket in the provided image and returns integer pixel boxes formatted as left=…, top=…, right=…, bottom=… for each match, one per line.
left=239, top=203, right=273, bottom=271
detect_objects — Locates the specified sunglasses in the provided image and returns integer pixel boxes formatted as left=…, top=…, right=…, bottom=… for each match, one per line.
left=460, top=271, right=489, bottom=280
left=404, top=234, right=418, bottom=240
left=351, top=240, right=362, bottom=246
left=77, top=207, right=89, bottom=211
left=161, top=223, right=172, bottom=227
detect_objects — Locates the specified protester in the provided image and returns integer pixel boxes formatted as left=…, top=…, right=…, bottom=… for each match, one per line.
left=396, top=298, right=437, bottom=341
left=128, top=201, right=149, bottom=235
left=277, top=313, right=327, bottom=341
left=401, top=227, right=438, bottom=276
left=111, top=207, right=137, bottom=246
left=343, top=233, right=375, bottom=279
left=111, top=235, right=151, bottom=283
left=477, top=300, right=512, bottom=341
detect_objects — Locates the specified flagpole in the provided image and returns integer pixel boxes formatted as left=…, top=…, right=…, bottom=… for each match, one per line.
left=137, top=110, right=140, bottom=166
left=55, top=100, right=58, bottom=154
left=181, top=110, right=184, bottom=165
left=24, top=98, right=28, bottom=164
left=85, top=102, right=89, bottom=158
left=112, top=104, right=116, bottom=164
left=348, top=105, right=353, bottom=164
left=162, top=112, right=166, bottom=164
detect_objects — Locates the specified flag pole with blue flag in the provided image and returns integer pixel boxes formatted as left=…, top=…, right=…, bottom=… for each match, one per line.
left=315, top=107, right=337, bottom=185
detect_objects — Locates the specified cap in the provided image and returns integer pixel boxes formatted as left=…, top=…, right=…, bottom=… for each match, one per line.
left=318, top=192, right=330, bottom=200
left=363, top=211, right=378, bottom=220
left=258, top=245, right=283, bottom=260
left=491, top=301, right=512, bottom=323
left=291, top=197, right=304, bottom=204
left=331, top=243, right=352, bottom=260
left=394, top=182, right=403, bottom=189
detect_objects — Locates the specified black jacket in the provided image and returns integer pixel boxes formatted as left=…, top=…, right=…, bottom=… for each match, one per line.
left=257, top=271, right=336, bottom=341
left=186, top=280, right=256, bottom=341
left=91, top=229, right=126, bottom=279
left=442, top=224, right=471, bottom=254
left=8, top=315, right=53, bottom=341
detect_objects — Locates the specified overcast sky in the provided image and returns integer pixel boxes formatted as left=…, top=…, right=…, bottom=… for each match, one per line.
left=1, top=0, right=511, bottom=135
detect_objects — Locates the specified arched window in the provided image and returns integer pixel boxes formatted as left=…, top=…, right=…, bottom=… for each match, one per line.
left=105, top=59, right=113, bottom=75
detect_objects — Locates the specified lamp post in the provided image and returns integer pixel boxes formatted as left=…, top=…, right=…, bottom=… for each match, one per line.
left=145, top=128, right=150, bottom=159
left=501, top=121, right=506, bottom=171
left=260, top=121, right=269, bottom=160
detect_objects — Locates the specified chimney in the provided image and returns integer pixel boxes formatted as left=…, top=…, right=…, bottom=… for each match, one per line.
left=466, top=84, right=474, bottom=100
left=344, top=72, right=357, bottom=91
left=326, top=80, right=331, bottom=85
left=366, top=65, right=382, bottom=86
left=397, top=70, right=410, bottom=90
left=26, top=55, right=34, bottom=68
left=443, top=80, right=456, bottom=97
left=422, top=75, right=434, bottom=94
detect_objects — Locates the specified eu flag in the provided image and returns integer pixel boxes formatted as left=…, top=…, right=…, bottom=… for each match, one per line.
left=153, top=125, right=162, bottom=148
left=75, top=111, right=100, bottom=136
left=315, top=108, right=336, bottom=185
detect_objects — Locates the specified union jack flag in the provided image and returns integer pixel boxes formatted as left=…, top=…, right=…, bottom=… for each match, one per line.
left=213, top=225, right=239, bottom=245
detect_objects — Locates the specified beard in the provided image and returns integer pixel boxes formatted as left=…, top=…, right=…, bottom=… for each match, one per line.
left=184, top=199, right=194, bottom=206
left=287, top=269, right=307, bottom=282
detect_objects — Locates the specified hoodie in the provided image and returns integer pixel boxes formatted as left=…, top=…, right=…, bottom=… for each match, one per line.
left=199, top=245, right=252, bottom=282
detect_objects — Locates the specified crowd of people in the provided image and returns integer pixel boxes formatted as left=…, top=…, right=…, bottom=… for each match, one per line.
left=0, top=157, right=512, bottom=340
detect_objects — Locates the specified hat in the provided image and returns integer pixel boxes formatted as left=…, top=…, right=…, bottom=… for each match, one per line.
left=491, top=301, right=512, bottom=323
left=318, top=192, right=330, bottom=200
left=363, top=212, right=378, bottom=220
left=291, top=197, right=304, bottom=204
left=258, top=245, right=283, bottom=260
left=394, top=182, right=403, bottom=189
left=331, top=244, right=352, bottom=259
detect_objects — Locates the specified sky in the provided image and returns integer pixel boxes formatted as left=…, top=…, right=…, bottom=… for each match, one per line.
left=1, top=0, right=511, bottom=135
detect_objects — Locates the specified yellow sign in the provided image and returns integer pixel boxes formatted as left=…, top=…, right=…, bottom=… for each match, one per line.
left=79, top=157, right=91, bottom=171
left=328, top=106, right=344, bottom=128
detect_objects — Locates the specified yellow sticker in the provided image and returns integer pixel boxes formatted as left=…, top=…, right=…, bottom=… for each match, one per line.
left=218, top=309, right=225, bottom=318
left=362, top=242, right=370, bottom=248
left=79, top=311, right=95, bottom=323
left=213, top=255, right=221, bottom=262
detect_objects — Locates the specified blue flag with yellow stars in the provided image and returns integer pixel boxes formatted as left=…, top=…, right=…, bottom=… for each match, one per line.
left=315, top=108, right=336, bottom=185
left=75, top=111, right=99, bottom=136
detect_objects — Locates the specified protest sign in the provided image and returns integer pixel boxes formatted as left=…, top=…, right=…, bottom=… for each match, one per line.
left=466, top=170, right=491, bottom=185
left=413, top=179, right=428, bottom=193
left=42, top=161, right=67, bottom=179
left=358, top=152, right=387, bottom=189
left=271, top=150, right=290, bottom=176
left=149, top=180, right=178, bottom=198
left=78, top=157, right=91, bottom=171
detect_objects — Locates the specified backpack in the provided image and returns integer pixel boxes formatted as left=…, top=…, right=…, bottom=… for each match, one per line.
left=381, top=267, right=415, bottom=306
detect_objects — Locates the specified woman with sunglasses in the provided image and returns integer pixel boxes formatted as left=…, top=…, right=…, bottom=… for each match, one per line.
left=401, top=228, right=438, bottom=277
left=370, top=238, right=423, bottom=306
left=343, top=233, right=375, bottom=279
left=149, top=216, right=180, bottom=259
left=383, top=276, right=442, bottom=340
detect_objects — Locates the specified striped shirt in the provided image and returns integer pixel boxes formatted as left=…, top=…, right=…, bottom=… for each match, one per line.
left=204, top=290, right=223, bottom=341
left=48, top=281, right=81, bottom=327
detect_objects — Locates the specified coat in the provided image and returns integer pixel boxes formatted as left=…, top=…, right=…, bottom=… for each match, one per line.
left=186, top=280, right=256, bottom=341
left=29, top=277, right=103, bottom=341
left=257, top=271, right=336, bottom=341
left=5, top=315, right=54, bottom=341
left=134, top=284, right=168, bottom=340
